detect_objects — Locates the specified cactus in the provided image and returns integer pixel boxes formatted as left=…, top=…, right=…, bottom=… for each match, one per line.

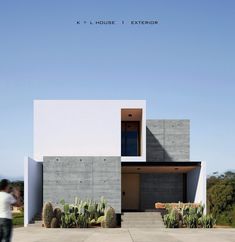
left=97, top=197, right=107, bottom=214
left=42, top=202, right=54, bottom=228
left=101, top=220, right=106, bottom=228
left=164, top=210, right=178, bottom=228
left=90, top=219, right=96, bottom=225
left=77, top=213, right=89, bottom=228
left=199, top=214, right=216, bottom=228
left=185, top=213, right=198, bottom=228
left=104, top=207, right=116, bottom=228
left=59, top=197, right=108, bottom=228
left=54, top=208, right=62, bottom=226
left=163, top=203, right=215, bottom=229
left=50, top=217, right=59, bottom=228
left=97, top=215, right=104, bottom=224
left=88, top=203, right=98, bottom=220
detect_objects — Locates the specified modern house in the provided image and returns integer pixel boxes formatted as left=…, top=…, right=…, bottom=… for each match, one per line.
left=24, top=100, right=206, bottom=226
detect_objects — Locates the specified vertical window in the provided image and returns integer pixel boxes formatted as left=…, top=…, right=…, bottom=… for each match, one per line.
left=121, top=121, right=140, bottom=156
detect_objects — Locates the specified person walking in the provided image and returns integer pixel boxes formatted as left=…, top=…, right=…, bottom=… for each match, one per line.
left=0, top=179, right=22, bottom=242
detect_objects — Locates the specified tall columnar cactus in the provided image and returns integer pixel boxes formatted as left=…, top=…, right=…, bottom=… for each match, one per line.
left=54, top=208, right=62, bottom=226
left=104, top=207, right=116, bottom=228
left=42, top=202, right=54, bottom=228
left=50, top=217, right=59, bottom=228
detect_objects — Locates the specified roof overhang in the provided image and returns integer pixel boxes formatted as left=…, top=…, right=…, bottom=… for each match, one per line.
left=121, top=161, right=201, bottom=174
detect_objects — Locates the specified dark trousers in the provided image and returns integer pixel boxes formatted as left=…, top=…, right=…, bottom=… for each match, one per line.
left=0, top=218, right=12, bottom=242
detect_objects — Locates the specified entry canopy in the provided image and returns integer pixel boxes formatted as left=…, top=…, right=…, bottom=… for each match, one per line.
left=122, top=161, right=201, bottom=173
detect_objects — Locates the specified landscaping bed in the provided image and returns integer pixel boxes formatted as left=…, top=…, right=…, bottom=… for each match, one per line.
left=159, top=202, right=216, bottom=228
left=42, top=197, right=117, bottom=229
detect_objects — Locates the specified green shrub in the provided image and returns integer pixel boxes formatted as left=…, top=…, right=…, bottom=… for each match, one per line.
left=207, top=171, right=235, bottom=227
left=42, top=202, right=54, bottom=228
left=12, top=212, right=24, bottom=226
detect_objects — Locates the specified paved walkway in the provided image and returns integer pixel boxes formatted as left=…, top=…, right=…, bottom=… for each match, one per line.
left=13, top=227, right=235, bottom=242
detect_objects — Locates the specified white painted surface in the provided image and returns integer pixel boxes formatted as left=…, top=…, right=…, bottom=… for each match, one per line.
left=34, top=100, right=146, bottom=162
left=187, top=162, right=207, bottom=212
left=24, top=157, right=42, bottom=226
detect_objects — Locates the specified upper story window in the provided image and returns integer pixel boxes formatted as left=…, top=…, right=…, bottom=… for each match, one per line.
left=121, top=108, right=142, bottom=157
left=121, top=121, right=140, bottom=156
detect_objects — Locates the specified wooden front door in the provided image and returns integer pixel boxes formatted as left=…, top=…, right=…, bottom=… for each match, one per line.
left=122, top=173, right=140, bottom=210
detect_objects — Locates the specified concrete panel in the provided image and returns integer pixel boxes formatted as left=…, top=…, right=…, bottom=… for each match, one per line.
left=165, top=134, right=189, bottom=146
left=146, top=120, right=164, bottom=134
left=43, top=156, right=121, bottom=213
left=164, top=146, right=189, bottom=161
left=146, top=120, right=190, bottom=162
left=140, top=173, right=184, bottom=210
left=146, top=148, right=164, bottom=161
left=164, top=120, right=190, bottom=134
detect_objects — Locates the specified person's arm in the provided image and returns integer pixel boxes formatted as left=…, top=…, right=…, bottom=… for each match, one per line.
left=11, top=188, right=22, bottom=207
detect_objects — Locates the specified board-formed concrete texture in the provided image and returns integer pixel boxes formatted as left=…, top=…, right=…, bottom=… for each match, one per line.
left=146, top=120, right=190, bottom=161
left=43, top=156, right=121, bottom=213
left=140, top=173, right=184, bottom=210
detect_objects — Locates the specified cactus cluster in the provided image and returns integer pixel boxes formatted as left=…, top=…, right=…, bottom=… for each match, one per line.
left=42, top=197, right=115, bottom=228
left=60, top=197, right=109, bottom=228
left=163, top=202, right=215, bottom=228
left=42, top=202, right=62, bottom=228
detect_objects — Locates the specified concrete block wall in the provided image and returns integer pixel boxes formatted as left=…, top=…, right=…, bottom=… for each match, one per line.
left=140, top=173, right=184, bottom=210
left=43, top=156, right=121, bottom=213
left=146, top=120, right=190, bottom=161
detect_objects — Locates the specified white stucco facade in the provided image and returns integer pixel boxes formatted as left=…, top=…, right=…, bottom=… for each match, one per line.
left=24, top=157, right=42, bottom=226
left=34, top=100, right=146, bottom=162
left=187, top=161, right=207, bottom=211
left=24, top=99, right=207, bottom=226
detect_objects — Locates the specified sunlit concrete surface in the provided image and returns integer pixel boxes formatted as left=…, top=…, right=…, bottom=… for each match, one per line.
left=13, top=227, right=235, bottom=242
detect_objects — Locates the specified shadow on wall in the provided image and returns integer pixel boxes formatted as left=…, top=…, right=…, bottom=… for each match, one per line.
left=146, top=127, right=173, bottom=162
left=187, top=166, right=201, bottom=203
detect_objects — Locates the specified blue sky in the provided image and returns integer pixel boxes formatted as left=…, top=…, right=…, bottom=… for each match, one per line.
left=0, top=0, right=234, bottom=178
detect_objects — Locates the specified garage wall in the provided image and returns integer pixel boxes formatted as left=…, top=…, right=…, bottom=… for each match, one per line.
left=43, top=156, right=121, bottom=213
left=140, top=173, right=184, bottom=210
